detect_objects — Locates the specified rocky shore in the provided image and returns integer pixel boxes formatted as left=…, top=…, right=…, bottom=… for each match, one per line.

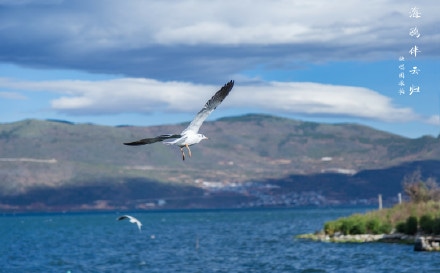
left=297, top=233, right=440, bottom=252
left=414, top=236, right=440, bottom=251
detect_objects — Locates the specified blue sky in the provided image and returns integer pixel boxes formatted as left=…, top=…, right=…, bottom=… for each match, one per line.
left=0, top=0, right=439, bottom=138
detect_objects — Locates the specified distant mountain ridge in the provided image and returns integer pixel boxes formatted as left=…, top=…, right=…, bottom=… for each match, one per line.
left=0, top=114, right=439, bottom=211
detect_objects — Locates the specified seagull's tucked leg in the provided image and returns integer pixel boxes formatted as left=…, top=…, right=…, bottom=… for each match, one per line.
left=180, top=147, right=186, bottom=161
left=185, top=144, right=192, bottom=158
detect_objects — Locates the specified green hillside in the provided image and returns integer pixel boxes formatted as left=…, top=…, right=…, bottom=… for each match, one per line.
left=0, top=114, right=439, bottom=211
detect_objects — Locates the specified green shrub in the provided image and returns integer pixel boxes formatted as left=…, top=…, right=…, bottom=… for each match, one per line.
left=350, top=220, right=367, bottom=235
left=337, top=216, right=367, bottom=235
left=340, top=218, right=354, bottom=235
left=365, top=218, right=392, bottom=234
left=323, top=202, right=440, bottom=236
left=378, top=222, right=393, bottom=234
left=396, top=216, right=419, bottom=235
left=324, top=220, right=341, bottom=236
left=432, top=218, right=440, bottom=235
left=419, top=214, right=434, bottom=234
left=366, top=218, right=381, bottom=234
left=396, top=222, right=406, bottom=233
left=405, top=216, right=418, bottom=235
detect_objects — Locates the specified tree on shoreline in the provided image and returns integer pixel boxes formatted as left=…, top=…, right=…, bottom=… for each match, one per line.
left=403, top=170, right=440, bottom=203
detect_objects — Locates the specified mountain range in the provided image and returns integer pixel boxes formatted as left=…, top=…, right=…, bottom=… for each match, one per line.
left=0, top=114, right=439, bottom=211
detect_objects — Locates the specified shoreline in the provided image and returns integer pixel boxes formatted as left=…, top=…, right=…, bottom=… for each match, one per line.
left=296, top=233, right=440, bottom=251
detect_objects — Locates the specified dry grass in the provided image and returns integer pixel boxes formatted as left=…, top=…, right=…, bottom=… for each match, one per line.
left=324, top=201, right=440, bottom=235
left=368, top=201, right=440, bottom=226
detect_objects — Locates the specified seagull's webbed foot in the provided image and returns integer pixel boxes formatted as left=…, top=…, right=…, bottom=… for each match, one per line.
left=180, top=147, right=186, bottom=161
left=185, top=144, right=192, bottom=158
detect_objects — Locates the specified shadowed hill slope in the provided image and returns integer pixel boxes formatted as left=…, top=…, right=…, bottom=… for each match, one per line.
left=0, top=114, right=439, bottom=210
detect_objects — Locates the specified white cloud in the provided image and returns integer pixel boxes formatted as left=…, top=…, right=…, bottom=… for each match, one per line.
left=233, top=82, right=417, bottom=122
left=426, top=115, right=440, bottom=125
left=0, top=77, right=420, bottom=123
left=150, top=1, right=388, bottom=46
left=0, top=91, right=27, bottom=100
left=2, top=1, right=440, bottom=49
left=97, top=0, right=437, bottom=48
left=0, top=0, right=438, bottom=81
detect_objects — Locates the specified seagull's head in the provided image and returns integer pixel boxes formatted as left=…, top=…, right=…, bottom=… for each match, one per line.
left=198, top=134, right=208, bottom=141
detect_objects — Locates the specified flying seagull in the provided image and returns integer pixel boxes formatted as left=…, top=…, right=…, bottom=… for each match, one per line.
left=117, top=215, right=142, bottom=231
left=124, top=80, right=234, bottom=160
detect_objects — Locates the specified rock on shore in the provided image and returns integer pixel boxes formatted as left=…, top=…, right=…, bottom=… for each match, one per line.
left=414, top=236, right=440, bottom=251
left=298, top=232, right=440, bottom=251
left=297, top=233, right=415, bottom=243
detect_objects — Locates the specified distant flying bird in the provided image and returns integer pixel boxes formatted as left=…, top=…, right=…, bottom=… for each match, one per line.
left=124, top=80, right=234, bottom=160
left=117, top=215, right=142, bottom=231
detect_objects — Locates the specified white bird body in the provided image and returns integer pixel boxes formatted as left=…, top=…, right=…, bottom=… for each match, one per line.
left=124, top=80, right=234, bottom=160
left=164, top=132, right=207, bottom=147
left=117, top=215, right=142, bottom=231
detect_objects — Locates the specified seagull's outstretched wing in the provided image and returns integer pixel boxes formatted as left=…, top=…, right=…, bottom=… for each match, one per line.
left=117, top=215, right=142, bottom=231
left=181, top=80, right=234, bottom=135
left=124, top=134, right=181, bottom=146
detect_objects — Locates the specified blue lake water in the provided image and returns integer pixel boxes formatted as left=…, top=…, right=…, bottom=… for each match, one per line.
left=1, top=207, right=439, bottom=273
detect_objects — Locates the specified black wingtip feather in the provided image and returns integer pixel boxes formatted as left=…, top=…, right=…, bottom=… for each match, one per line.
left=214, top=80, right=234, bottom=104
left=123, top=134, right=182, bottom=146
left=123, top=141, right=146, bottom=146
